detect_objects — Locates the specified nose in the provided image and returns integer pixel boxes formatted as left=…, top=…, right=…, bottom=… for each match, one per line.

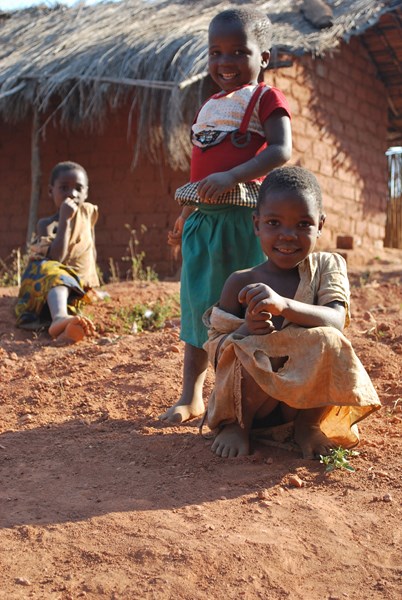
left=218, top=53, right=234, bottom=66
left=68, top=189, right=78, bottom=198
left=278, top=227, right=297, bottom=240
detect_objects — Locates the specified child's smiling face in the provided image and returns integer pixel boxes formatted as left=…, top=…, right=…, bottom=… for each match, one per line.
left=49, top=168, right=88, bottom=211
left=253, top=189, right=325, bottom=272
left=208, top=21, right=269, bottom=92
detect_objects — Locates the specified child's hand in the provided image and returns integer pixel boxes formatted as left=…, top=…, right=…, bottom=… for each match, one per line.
left=59, top=198, right=79, bottom=221
left=168, top=215, right=185, bottom=247
left=239, top=283, right=286, bottom=317
left=245, top=308, right=275, bottom=336
left=197, top=172, right=236, bottom=203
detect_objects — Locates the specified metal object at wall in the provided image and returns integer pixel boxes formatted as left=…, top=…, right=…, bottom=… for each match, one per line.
left=384, top=147, right=402, bottom=249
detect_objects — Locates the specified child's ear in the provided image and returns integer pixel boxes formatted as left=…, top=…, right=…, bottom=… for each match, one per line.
left=318, top=213, right=326, bottom=235
left=252, top=210, right=260, bottom=236
left=48, top=184, right=53, bottom=198
left=261, top=50, right=270, bottom=69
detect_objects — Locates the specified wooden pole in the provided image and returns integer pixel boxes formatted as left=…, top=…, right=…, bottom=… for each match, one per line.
left=26, top=106, right=41, bottom=248
left=384, top=148, right=402, bottom=249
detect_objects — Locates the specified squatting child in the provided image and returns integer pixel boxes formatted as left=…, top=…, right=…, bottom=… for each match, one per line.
left=161, top=7, right=292, bottom=424
left=203, top=166, right=380, bottom=459
left=15, top=161, right=99, bottom=344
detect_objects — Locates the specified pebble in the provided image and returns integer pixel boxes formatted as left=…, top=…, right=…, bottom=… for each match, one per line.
left=383, top=493, right=392, bottom=502
left=97, top=337, right=115, bottom=345
left=18, top=414, right=33, bottom=424
left=288, top=474, right=304, bottom=488
left=363, top=311, right=376, bottom=322
left=15, top=578, right=31, bottom=586
left=257, top=489, right=270, bottom=500
left=168, top=344, right=181, bottom=353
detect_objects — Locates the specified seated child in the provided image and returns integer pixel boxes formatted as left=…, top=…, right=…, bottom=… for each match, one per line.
left=15, top=161, right=99, bottom=344
left=203, top=166, right=381, bottom=459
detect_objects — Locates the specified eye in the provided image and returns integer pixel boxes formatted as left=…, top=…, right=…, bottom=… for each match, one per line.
left=298, top=221, right=314, bottom=229
left=209, top=50, right=219, bottom=57
left=266, top=219, right=279, bottom=226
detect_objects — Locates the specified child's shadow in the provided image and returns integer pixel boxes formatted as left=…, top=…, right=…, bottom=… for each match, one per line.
left=0, top=418, right=321, bottom=529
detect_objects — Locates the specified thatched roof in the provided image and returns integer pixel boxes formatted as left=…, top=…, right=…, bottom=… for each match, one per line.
left=1, top=0, right=401, bottom=168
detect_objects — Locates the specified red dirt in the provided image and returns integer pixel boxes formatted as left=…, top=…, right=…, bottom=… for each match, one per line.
left=0, top=248, right=401, bottom=600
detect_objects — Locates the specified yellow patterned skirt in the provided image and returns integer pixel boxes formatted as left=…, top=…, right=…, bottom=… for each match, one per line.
left=15, top=259, right=88, bottom=330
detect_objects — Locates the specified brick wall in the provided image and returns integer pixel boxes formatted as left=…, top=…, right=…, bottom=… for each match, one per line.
left=268, top=37, right=388, bottom=250
left=0, top=37, right=389, bottom=279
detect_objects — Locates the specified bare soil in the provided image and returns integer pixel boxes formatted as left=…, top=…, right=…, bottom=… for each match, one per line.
left=0, top=248, right=401, bottom=600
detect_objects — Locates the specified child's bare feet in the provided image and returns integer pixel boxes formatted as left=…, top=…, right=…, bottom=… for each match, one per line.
left=159, top=343, right=208, bottom=424
left=49, top=315, right=95, bottom=344
left=159, top=398, right=205, bottom=424
left=294, top=424, right=334, bottom=459
left=211, top=422, right=250, bottom=458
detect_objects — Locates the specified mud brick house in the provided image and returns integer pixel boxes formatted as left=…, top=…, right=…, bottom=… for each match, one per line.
left=0, top=0, right=401, bottom=278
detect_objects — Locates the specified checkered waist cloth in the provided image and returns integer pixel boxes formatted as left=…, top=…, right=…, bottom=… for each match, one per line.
left=175, top=181, right=261, bottom=208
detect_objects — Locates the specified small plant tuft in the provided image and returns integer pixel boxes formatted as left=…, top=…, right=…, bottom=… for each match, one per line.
left=358, top=270, right=371, bottom=287
left=114, top=297, right=180, bottom=334
left=122, top=224, right=158, bottom=282
left=320, top=447, right=359, bottom=472
left=0, top=249, right=28, bottom=287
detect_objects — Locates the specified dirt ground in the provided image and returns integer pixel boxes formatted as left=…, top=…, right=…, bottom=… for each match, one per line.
left=0, top=247, right=401, bottom=600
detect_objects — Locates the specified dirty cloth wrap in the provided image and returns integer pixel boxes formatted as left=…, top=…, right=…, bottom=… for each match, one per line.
left=203, top=252, right=381, bottom=448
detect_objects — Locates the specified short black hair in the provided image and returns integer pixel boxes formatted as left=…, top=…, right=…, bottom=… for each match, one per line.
left=50, top=161, right=88, bottom=186
left=209, top=8, right=272, bottom=52
left=257, top=166, right=323, bottom=213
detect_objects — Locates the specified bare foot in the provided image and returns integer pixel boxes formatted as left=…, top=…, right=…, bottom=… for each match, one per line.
left=49, top=316, right=95, bottom=344
left=159, top=398, right=205, bottom=424
left=211, top=422, right=250, bottom=458
left=294, top=424, right=335, bottom=459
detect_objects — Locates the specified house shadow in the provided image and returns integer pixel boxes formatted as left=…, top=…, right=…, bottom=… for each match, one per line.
left=0, top=418, right=327, bottom=529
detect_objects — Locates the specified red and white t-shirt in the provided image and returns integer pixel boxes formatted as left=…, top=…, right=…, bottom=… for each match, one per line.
left=190, top=84, right=291, bottom=182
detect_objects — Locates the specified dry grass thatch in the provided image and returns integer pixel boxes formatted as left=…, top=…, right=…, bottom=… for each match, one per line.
left=0, top=0, right=400, bottom=168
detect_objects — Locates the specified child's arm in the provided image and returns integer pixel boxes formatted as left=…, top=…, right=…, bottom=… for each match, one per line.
left=168, top=205, right=195, bottom=247
left=239, top=283, right=346, bottom=331
left=46, top=199, right=78, bottom=262
left=219, top=272, right=275, bottom=336
left=197, top=111, right=291, bottom=203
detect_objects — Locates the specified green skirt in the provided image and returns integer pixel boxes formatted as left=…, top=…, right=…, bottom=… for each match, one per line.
left=180, top=204, right=265, bottom=348
left=15, top=259, right=86, bottom=329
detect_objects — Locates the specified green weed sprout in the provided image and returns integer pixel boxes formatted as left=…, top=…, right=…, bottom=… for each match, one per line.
left=117, top=298, right=179, bottom=334
left=320, top=447, right=359, bottom=472
left=122, top=224, right=158, bottom=282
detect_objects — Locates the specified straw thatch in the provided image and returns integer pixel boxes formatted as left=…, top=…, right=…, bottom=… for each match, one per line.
left=0, top=0, right=401, bottom=168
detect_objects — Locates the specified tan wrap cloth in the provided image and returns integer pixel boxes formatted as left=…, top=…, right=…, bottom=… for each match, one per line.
left=29, top=202, right=100, bottom=288
left=203, top=252, right=381, bottom=448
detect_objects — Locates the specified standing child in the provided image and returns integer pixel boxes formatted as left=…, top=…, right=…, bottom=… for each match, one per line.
left=15, top=161, right=99, bottom=344
left=160, top=8, right=292, bottom=423
left=204, top=166, right=381, bottom=459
